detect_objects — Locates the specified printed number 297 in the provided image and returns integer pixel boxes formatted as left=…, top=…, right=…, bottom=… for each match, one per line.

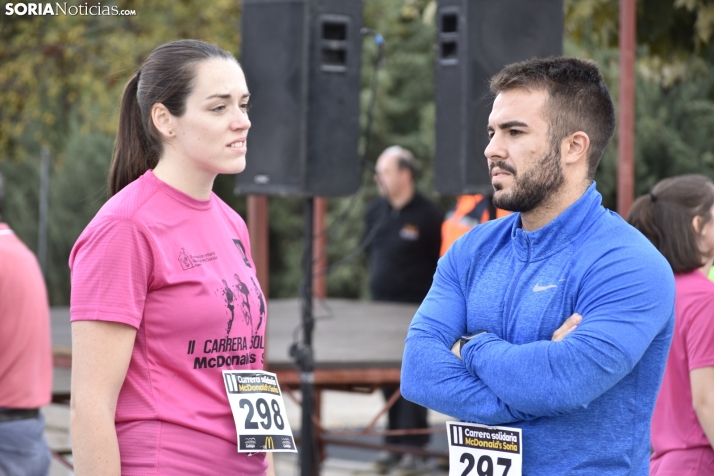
left=239, top=398, right=285, bottom=431
left=460, top=453, right=511, bottom=476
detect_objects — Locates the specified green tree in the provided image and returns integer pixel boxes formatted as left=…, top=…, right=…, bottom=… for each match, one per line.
left=633, top=73, right=714, bottom=194
left=0, top=1, right=244, bottom=304
left=566, top=0, right=714, bottom=85
left=565, top=0, right=714, bottom=209
left=0, top=0, right=243, bottom=161
left=4, top=0, right=714, bottom=305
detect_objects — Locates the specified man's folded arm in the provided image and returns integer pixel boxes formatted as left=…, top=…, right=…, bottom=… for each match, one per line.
left=401, top=246, right=536, bottom=425
left=461, top=249, right=675, bottom=416
left=403, top=324, right=535, bottom=425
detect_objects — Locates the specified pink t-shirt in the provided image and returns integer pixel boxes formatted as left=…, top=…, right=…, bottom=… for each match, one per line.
left=651, top=270, right=714, bottom=475
left=0, top=223, right=53, bottom=408
left=70, top=171, right=268, bottom=475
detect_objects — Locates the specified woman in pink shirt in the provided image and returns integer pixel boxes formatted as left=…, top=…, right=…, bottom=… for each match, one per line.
left=628, top=174, right=714, bottom=475
left=69, top=40, right=274, bottom=475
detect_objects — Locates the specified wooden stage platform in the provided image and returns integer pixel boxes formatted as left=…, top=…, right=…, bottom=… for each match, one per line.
left=52, top=297, right=418, bottom=386
left=263, top=298, right=417, bottom=389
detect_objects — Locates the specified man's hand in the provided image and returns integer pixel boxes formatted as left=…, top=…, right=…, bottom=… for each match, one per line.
left=551, top=313, right=582, bottom=341
left=450, top=315, right=580, bottom=360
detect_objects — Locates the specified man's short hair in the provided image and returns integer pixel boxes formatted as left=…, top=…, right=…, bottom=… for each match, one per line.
left=489, top=56, right=616, bottom=180
left=383, top=145, right=418, bottom=181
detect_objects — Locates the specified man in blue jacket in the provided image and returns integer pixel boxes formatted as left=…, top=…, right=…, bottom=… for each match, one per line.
left=401, top=57, right=675, bottom=475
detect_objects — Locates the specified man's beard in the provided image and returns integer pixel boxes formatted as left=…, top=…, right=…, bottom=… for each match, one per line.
left=491, top=144, right=564, bottom=212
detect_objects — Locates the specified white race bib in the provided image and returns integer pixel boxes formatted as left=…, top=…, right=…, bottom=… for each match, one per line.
left=447, top=421, right=522, bottom=476
left=223, top=370, right=297, bottom=453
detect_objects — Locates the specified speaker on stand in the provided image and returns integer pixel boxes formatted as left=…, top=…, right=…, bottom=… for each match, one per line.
left=237, top=0, right=363, bottom=197
left=434, top=0, right=564, bottom=195
left=238, top=2, right=364, bottom=475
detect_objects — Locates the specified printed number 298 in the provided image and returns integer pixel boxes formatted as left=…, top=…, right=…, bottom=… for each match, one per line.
left=459, top=453, right=511, bottom=476
left=239, top=398, right=285, bottom=431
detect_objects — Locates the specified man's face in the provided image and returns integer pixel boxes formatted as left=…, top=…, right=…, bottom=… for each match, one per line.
left=485, top=89, right=564, bottom=212
left=374, top=152, right=407, bottom=199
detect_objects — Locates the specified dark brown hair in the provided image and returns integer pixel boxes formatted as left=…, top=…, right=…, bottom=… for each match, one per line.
left=108, top=40, right=236, bottom=196
left=627, top=174, right=714, bottom=273
left=489, top=56, right=616, bottom=180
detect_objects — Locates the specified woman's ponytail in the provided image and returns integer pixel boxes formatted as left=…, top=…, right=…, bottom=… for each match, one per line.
left=627, top=192, right=662, bottom=250
left=108, top=72, right=159, bottom=196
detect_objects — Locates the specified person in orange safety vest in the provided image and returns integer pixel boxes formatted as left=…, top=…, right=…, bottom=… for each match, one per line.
left=440, top=194, right=510, bottom=256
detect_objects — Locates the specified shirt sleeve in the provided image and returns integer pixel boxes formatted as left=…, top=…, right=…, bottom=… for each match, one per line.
left=401, top=241, right=537, bottom=425
left=686, top=293, right=714, bottom=371
left=69, top=217, right=155, bottom=329
left=461, top=244, right=675, bottom=416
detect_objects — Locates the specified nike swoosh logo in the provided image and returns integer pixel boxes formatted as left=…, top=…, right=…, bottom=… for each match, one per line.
left=533, top=283, right=557, bottom=292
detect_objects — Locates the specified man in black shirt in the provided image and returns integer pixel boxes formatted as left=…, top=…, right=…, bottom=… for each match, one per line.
left=365, top=146, right=442, bottom=473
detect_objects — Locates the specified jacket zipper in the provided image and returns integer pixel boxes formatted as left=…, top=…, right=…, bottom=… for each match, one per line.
left=503, top=233, right=531, bottom=327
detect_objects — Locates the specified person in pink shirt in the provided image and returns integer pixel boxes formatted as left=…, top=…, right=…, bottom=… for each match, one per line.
left=69, top=40, right=274, bottom=475
left=628, top=174, right=714, bottom=475
left=0, top=172, right=53, bottom=475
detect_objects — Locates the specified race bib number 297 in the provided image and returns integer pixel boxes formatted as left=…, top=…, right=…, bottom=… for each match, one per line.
left=223, top=370, right=297, bottom=453
left=447, top=422, right=522, bottom=476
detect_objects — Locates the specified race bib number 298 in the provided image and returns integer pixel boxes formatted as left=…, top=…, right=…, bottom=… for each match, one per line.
left=447, top=422, right=522, bottom=476
left=223, top=370, right=297, bottom=453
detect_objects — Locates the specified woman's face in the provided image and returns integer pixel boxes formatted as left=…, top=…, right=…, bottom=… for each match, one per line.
left=166, top=58, right=251, bottom=177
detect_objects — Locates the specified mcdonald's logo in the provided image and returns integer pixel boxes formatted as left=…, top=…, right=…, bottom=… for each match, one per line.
left=264, top=436, right=274, bottom=450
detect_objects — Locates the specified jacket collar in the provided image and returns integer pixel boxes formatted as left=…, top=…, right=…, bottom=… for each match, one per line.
left=510, top=182, right=606, bottom=261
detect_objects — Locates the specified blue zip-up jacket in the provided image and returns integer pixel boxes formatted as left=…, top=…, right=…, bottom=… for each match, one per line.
left=402, top=183, right=675, bottom=475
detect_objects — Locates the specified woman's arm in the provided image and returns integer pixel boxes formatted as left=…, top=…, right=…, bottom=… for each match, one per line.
left=265, top=453, right=275, bottom=476
left=70, top=321, right=137, bottom=475
left=691, top=366, right=714, bottom=448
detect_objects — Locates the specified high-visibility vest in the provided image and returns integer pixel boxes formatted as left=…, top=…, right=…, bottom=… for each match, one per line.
left=440, top=194, right=510, bottom=256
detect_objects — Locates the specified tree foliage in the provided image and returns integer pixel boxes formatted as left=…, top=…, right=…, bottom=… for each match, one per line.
left=0, top=1, right=243, bottom=304
left=0, top=0, right=242, bottom=162
left=565, top=0, right=714, bottom=85
left=2, top=0, right=714, bottom=304
left=564, top=1, right=714, bottom=209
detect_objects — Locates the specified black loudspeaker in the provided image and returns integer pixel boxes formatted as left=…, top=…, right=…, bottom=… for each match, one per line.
left=434, top=0, right=564, bottom=195
left=235, top=0, right=363, bottom=196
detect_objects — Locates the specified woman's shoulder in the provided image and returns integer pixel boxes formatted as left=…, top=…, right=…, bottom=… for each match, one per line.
left=676, top=270, right=714, bottom=291
left=95, top=173, right=163, bottom=224
left=72, top=177, right=161, bottom=259
left=676, top=271, right=714, bottom=314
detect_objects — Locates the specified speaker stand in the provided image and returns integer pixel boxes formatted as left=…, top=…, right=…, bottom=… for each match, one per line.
left=293, top=196, right=317, bottom=476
